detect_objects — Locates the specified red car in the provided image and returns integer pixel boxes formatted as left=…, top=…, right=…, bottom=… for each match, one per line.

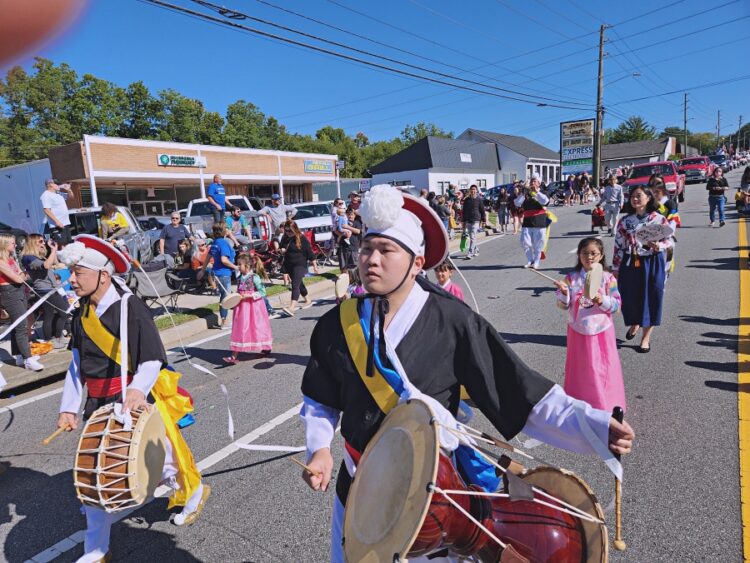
left=678, top=156, right=716, bottom=184
left=623, top=161, right=686, bottom=202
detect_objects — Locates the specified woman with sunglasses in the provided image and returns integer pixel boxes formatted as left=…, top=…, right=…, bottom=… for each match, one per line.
left=279, top=220, right=314, bottom=316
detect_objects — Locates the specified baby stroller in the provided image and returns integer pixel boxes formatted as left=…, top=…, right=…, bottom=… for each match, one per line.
left=591, top=205, right=606, bottom=233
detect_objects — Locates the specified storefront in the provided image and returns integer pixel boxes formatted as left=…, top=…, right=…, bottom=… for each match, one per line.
left=48, top=135, right=338, bottom=216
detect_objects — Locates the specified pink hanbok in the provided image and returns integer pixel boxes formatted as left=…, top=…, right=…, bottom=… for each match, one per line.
left=442, top=280, right=465, bottom=301
left=230, top=273, right=273, bottom=353
left=556, top=269, right=626, bottom=412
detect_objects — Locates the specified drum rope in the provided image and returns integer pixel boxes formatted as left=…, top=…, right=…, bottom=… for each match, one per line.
left=447, top=256, right=480, bottom=313
left=439, top=424, right=604, bottom=525
left=432, top=486, right=508, bottom=550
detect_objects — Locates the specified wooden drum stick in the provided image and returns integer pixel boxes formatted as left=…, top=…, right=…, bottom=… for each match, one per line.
left=42, top=425, right=70, bottom=446
left=528, top=268, right=559, bottom=284
left=290, top=456, right=321, bottom=477
left=612, top=406, right=627, bottom=551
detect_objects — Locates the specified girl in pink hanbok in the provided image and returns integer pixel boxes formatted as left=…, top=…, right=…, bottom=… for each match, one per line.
left=554, top=237, right=626, bottom=413
left=225, top=254, right=272, bottom=363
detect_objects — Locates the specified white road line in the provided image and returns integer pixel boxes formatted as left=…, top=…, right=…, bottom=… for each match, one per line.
left=26, top=403, right=302, bottom=563
left=0, top=387, right=63, bottom=415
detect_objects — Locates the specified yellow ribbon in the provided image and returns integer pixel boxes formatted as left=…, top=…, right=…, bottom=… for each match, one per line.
left=79, top=300, right=201, bottom=508
left=339, top=299, right=399, bottom=415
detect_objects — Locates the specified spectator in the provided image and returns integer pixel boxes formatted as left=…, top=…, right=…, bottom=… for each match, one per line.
left=159, top=212, right=192, bottom=266
left=40, top=179, right=73, bottom=245
left=225, top=206, right=252, bottom=245
left=435, top=195, right=450, bottom=232
left=508, top=186, right=523, bottom=234
left=198, top=224, right=237, bottom=329
left=207, top=174, right=226, bottom=224
left=0, top=235, right=43, bottom=371
left=347, top=192, right=362, bottom=216
left=20, top=234, right=68, bottom=348
left=330, top=198, right=344, bottom=228
left=427, top=192, right=438, bottom=211
left=598, top=175, right=625, bottom=236
left=259, top=194, right=297, bottom=235
left=706, top=167, right=729, bottom=227
left=279, top=220, right=314, bottom=316
left=100, top=202, right=130, bottom=240
left=494, top=188, right=510, bottom=233
left=191, top=239, right=216, bottom=291
left=173, top=239, right=194, bottom=280
left=419, top=188, right=429, bottom=199
left=461, top=185, right=486, bottom=259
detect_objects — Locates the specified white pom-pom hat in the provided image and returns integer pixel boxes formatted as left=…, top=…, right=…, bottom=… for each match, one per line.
left=58, top=234, right=131, bottom=274
left=360, top=185, right=448, bottom=270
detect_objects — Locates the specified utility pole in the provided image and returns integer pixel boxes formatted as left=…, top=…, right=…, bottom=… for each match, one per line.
left=739, top=115, right=743, bottom=152
left=683, top=93, right=688, bottom=157
left=593, top=24, right=607, bottom=188
left=716, top=110, right=721, bottom=150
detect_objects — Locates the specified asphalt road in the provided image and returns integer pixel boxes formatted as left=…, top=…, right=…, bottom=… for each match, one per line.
left=1, top=168, right=746, bottom=563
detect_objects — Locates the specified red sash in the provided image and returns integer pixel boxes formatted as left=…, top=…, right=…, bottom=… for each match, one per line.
left=85, top=375, right=133, bottom=398
left=522, top=209, right=546, bottom=218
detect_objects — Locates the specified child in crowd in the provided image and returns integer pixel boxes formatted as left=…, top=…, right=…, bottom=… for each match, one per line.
left=174, top=238, right=194, bottom=280
left=192, top=239, right=216, bottom=291
left=346, top=265, right=364, bottom=299
left=224, top=254, right=272, bottom=363
left=434, top=259, right=464, bottom=301
left=554, top=237, right=626, bottom=413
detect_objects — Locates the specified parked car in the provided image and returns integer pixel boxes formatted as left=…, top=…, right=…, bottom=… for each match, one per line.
left=183, top=195, right=271, bottom=241
left=623, top=161, right=685, bottom=202
left=138, top=215, right=171, bottom=257
left=291, top=201, right=333, bottom=243
left=678, top=156, right=716, bottom=184
left=68, top=205, right=153, bottom=264
left=709, top=154, right=731, bottom=173
left=0, top=221, right=28, bottom=252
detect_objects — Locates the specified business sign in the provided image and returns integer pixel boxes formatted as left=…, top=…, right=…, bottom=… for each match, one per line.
left=560, top=119, right=595, bottom=176
left=156, top=154, right=207, bottom=168
left=359, top=179, right=371, bottom=191
left=304, top=159, right=334, bottom=174
left=336, top=160, right=346, bottom=170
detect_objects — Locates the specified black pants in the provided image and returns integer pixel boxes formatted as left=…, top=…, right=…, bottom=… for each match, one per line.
left=289, top=265, right=308, bottom=301
left=42, top=291, right=68, bottom=340
left=0, top=284, right=31, bottom=358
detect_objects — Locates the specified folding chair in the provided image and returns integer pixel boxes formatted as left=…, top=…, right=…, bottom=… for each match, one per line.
left=130, top=267, right=183, bottom=314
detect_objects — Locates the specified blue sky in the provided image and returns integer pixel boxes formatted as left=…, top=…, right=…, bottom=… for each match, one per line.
left=13, top=0, right=750, bottom=150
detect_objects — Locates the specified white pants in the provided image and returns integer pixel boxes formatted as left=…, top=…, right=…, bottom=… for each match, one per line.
left=331, top=496, right=456, bottom=563
left=603, top=205, right=619, bottom=232
left=520, top=227, right=546, bottom=264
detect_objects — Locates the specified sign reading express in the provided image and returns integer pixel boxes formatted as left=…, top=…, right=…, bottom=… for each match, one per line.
left=560, top=119, right=595, bottom=176
left=304, top=159, right=334, bottom=174
left=157, top=154, right=207, bottom=168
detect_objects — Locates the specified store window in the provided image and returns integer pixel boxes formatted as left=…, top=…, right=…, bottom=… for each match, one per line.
left=475, top=179, right=487, bottom=188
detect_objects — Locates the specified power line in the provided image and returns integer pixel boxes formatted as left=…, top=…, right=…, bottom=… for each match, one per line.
left=610, top=73, right=750, bottom=105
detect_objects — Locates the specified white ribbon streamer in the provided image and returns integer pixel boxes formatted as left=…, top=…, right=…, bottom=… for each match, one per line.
left=0, top=287, right=62, bottom=341
left=117, top=293, right=133, bottom=431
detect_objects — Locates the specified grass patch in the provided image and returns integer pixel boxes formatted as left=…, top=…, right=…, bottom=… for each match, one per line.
left=154, top=268, right=342, bottom=330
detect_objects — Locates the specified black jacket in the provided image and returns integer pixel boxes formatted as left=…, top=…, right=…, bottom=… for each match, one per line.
left=461, top=197, right=485, bottom=223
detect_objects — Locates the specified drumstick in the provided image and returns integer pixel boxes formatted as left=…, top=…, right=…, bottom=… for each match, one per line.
left=42, top=425, right=70, bottom=445
left=290, top=456, right=321, bottom=477
left=528, top=267, right=559, bottom=284
left=612, top=406, right=627, bottom=551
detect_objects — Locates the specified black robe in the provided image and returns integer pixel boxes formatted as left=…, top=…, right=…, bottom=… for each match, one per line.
left=301, top=279, right=554, bottom=504
left=70, top=289, right=167, bottom=418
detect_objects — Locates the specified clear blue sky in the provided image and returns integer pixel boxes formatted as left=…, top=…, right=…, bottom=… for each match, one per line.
left=13, top=0, right=750, bottom=150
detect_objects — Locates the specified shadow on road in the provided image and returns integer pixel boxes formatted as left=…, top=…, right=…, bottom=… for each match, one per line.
left=686, top=256, right=740, bottom=270
left=705, top=380, right=750, bottom=393
left=499, top=332, right=566, bottom=348
left=685, top=359, right=748, bottom=373
left=201, top=451, right=297, bottom=479
left=251, top=353, right=308, bottom=370
left=680, top=315, right=750, bottom=326
left=515, top=285, right=556, bottom=297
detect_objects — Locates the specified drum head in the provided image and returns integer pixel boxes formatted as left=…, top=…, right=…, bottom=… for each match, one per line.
left=520, top=467, right=608, bottom=563
left=334, top=273, right=350, bottom=300
left=221, top=293, right=242, bottom=309
left=128, top=406, right=167, bottom=505
left=584, top=263, right=603, bottom=299
left=344, top=400, right=439, bottom=563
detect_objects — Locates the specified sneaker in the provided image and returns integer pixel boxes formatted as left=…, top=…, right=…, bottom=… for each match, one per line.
left=52, top=337, right=67, bottom=350
left=24, top=356, right=44, bottom=371
left=523, top=262, right=533, bottom=269
left=532, top=261, right=541, bottom=269
left=465, top=255, right=473, bottom=260
left=710, top=221, right=715, bottom=227
left=720, top=221, right=726, bottom=227
left=268, top=312, right=282, bottom=320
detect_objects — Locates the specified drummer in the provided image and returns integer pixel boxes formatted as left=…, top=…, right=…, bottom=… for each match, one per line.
left=55, top=235, right=210, bottom=563
left=299, top=185, right=635, bottom=562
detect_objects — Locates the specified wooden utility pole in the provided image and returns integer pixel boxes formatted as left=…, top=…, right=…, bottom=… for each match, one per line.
left=739, top=115, right=743, bottom=152
left=683, top=93, right=688, bottom=157
left=716, top=110, right=721, bottom=149
left=593, top=24, right=607, bottom=188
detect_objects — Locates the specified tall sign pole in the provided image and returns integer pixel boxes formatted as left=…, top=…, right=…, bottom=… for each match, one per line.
left=593, top=24, right=607, bottom=188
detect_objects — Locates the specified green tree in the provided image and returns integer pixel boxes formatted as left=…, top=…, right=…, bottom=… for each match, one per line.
left=119, top=81, right=161, bottom=139
left=607, top=116, right=657, bottom=144
left=222, top=100, right=266, bottom=148
left=69, top=74, right=128, bottom=137
left=400, top=121, right=452, bottom=145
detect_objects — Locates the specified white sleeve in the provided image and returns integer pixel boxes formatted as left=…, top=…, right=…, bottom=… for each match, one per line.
left=60, top=349, right=84, bottom=414
left=513, top=194, right=525, bottom=207
left=300, top=395, right=340, bottom=461
left=127, top=360, right=162, bottom=396
left=521, top=384, right=612, bottom=456
left=535, top=191, right=550, bottom=205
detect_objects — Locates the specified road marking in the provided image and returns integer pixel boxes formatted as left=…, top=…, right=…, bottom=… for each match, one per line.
left=25, top=403, right=302, bottom=563
left=0, top=387, right=63, bottom=415
left=738, top=217, right=750, bottom=562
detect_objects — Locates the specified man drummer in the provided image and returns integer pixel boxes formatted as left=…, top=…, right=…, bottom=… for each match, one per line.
left=55, top=235, right=210, bottom=563
left=299, top=185, right=634, bottom=562
left=515, top=173, right=550, bottom=269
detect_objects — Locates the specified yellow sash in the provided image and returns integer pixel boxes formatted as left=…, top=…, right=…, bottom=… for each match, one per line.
left=339, top=299, right=399, bottom=415
left=80, top=300, right=201, bottom=508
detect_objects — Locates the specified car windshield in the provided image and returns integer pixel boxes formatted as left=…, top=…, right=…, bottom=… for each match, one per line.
left=226, top=198, right=249, bottom=211
left=294, top=204, right=331, bottom=220
left=628, top=164, right=673, bottom=178
left=709, top=155, right=725, bottom=163
left=680, top=158, right=704, bottom=166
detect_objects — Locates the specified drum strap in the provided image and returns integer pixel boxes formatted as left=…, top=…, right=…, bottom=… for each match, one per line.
left=81, top=302, right=132, bottom=372
left=339, top=299, right=400, bottom=415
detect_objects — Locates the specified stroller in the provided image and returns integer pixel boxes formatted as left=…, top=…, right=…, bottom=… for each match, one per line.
left=591, top=205, right=606, bottom=233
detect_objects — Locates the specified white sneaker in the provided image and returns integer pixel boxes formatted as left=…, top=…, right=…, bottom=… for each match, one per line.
left=710, top=221, right=715, bottom=227
left=24, top=356, right=44, bottom=371
left=52, top=337, right=67, bottom=349
left=523, top=262, right=533, bottom=269
left=532, top=261, right=541, bottom=269
left=268, top=312, right=282, bottom=320
left=14, top=355, right=23, bottom=367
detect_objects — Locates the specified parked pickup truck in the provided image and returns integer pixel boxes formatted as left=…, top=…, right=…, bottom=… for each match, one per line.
left=68, top=205, right=154, bottom=264
left=623, top=161, right=686, bottom=202
left=183, top=196, right=273, bottom=243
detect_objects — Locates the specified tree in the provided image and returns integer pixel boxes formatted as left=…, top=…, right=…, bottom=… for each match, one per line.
left=607, top=116, right=657, bottom=144
left=222, top=100, right=266, bottom=148
left=400, top=122, right=453, bottom=145
left=119, top=81, right=161, bottom=139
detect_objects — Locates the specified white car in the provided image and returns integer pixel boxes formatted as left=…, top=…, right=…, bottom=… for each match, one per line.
left=291, top=201, right=334, bottom=242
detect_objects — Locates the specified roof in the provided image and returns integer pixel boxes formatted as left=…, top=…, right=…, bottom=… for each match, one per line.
left=369, top=136, right=499, bottom=174
left=460, top=128, right=559, bottom=160
left=600, top=138, right=669, bottom=161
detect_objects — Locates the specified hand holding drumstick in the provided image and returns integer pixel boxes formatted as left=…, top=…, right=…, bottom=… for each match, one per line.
left=43, top=413, right=79, bottom=445
left=299, top=448, right=333, bottom=492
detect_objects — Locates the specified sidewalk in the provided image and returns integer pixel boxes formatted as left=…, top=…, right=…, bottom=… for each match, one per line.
left=0, top=228, right=502, bottom=393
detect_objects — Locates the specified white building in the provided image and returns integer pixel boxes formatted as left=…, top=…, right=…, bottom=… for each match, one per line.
left=370, top=136, right=500, bottom=195
left=0, top=158, right=53, bottom=232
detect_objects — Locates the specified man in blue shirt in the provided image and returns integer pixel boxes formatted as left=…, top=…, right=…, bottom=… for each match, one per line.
left=206, top=174, right=226, bottom=224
